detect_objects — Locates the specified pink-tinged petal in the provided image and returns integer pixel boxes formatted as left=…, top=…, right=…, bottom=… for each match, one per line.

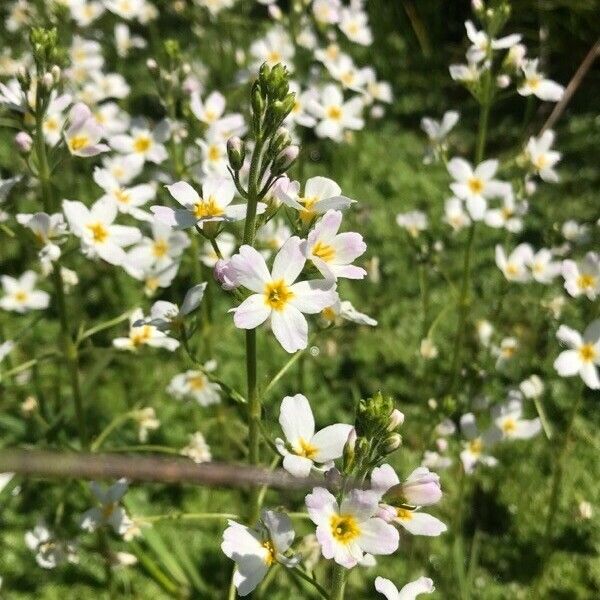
left=397, top=512, right=447, bottom=536
left=279, top=394, right=315, bottom=445
left=447, top=157, right=472, bottom=182
left=305, top=487, right=338, bottom=526
left=272, top=236, right=305, bottom=284
left=580, top=362, right=600, bottom=389
left=233, top=294, right=271, bottom=329
left=332, top=538, right=363, bottom=568
left=340, top=489, right=379, bottom=521
left=330, top=264, right=367, bottom=280
left=315, top=524, right=337, bottom=561
left=283, top=454, right=314, bottom=478
left=358, top=517, right=399, bottom=555
left=311, top=423, right=353, bottom=463
left=270, top=305, right=308, bottom=353
left=474, top=159, right=498, bottom=180
left=166, top=181, right=199, bottom=207
left=371, top=464, right=401, bottom=495
left=556, top=325, right=582, bottom=349
left=330, top=232, right=367, bottom=265
left=289, top=280, right=338, bottom=313
left=229, top=245, right=271, bottom=293
left=150, top=205, right=178, bottom=227
left=68, top=102, right=92, bottom=129
left=305, top=176, right=342, bottom=201
left=309, top=210, right=342, bottom=246
left=398, top=577, right=435, bottom=600
left=375, top=577, right=399, bottom=600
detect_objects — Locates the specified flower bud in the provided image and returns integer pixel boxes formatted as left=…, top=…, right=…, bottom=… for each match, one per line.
left=342, top=428, right=356, bottom=471
left=42, top=72, right=54, bottom=89
left=214, top=259, right=239, bottom=291
left=383, top=433, right=402, bottom=454
left=227, top=136, right=245, bottom=172
left=146, top=58, right=159, bottom=73
left=269, top=127, right=292, bottom=155
left=14, top=131, right=33, bottom=153
left=387, top=408, right=405, bottom=431
left=51, top=65, right=61, bottom=83
left=271, top=145, right=299, bottom=175
left=399, top=467, right=442, bottom=506
left=496, top=74, right=511, bottom=89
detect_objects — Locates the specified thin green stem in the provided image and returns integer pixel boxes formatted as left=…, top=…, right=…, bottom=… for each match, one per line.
left=136, top=512, right=239, bottom=524
left=329, top=563, right=347, bottom=600
left=293, top=566, right=329, bottom=599
left=91, top=411, right=136, bottom=452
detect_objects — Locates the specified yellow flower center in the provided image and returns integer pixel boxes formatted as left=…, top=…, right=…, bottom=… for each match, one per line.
left=505, top=263, right=519, bottom=278
left=14, top=290, right=28, bottom=303
left=501, top=206, right=513, bottom=219
left=341, top=72, right=355, bottom=87
left=262, top=540, right=276, bottom=566
left=468, top=438, right=483, bottom=455
left=44, top=116, right=59, bottom=132
left=321, top=306, right=336, bottom=322
left=467, top=177, right=484, bottom=194
left=579, top=343, right=597, bottom=363
left=264, top=279, right=294, bottom=311
left=204, top=109, right=217, bottom=123
left=327, top=106, right=343, bottom=121
left=188, top=374, right=207, bottom=391
left=396, top=508, right=413, bottom=521
left=330, top=514, right=360, bottom=544
left=130, top=325, right=152, bottom=347
left=267, top=50, right=282, bottom=64
left=133, top=135, right=152, bottom=153
left=68, top=134, right=90, bottom=152
left=152, top=239, right=169, bottom=258
left=193, top=196, right=223, bottom=219
left=311, top=240, right=336, bottom=263
left=502, top=418, right=517, bottom=435
left=115, top=188, right=130, bottom=204
left=577, top=274, right=596, bottom=291
left=86, top=222, right=109, bottom=243
left=346, top=21, right=360, bottom=36
left=533, top=154, right=547, bottom=170
left=298, top=197, right=317, bottom=224
left=527, top=75, right=541, bottom=90
left=295, top=437, right=318, bottom=459
left=207, top=144, right=221, bottom=162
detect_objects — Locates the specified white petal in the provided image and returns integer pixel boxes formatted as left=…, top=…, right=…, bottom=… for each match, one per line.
left=311, top=423, right=353, bottom=463
left=270, top=306, right=308, bottom=353
left=279, top=394, right=315, bottom=445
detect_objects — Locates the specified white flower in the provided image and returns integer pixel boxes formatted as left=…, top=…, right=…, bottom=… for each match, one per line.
left=449, top=61, right=482, bottom=83
left=63, top=199, right=141, bottom=266
left=326, top=54, right=366, bottom=92
left=80, top=480, right=130, bottom=535
left=339, top=7, right=372, bottom=46
left=518, top=59, right=564, bottom=102
left=275, top=394, right=352, bottom=477
left=396, top=211, right=428, bottom=237
left=561, top=252, right=599, bottom=300
left=71, top=1, right=105, bottom=27
left=361, top=67, right=393, bottom=105
left=494, top=336, right=519, bottom=368
left=153, top=177, right=259, bottom=230
left=554, top=321, right=600, bottom=389
left=495, top=244, right=534, bottom=282
left=561, top=220, right=590, bottom=245
left=525, top=130, right=561, bottom=182
left=114, top=23, right=146, bottom=58
left=197, top=0, right=235, bottom=15
left=421, top=451, right=452, bottom=471
left=306, top=487, right=399, bottom=568
left=302, top=210, right=366, bottom=280
left=110, top=120, right=169, bottom=164
left=444, top=197, right=471, bottom=231
left=167, top=368, right=221, bottom=406
left=519, top=374, right=544, bottom=399
left=375, top=576, right=435, bottom=600
left=448, top=158, right=510, bottom=220
left=190, top=90, right=226, bottom=126
left=421, top=111, right=459, bottom=143
left=464, top=20, right=521, bottom=63
left=307, top=84, right=364, bottom=142
left=0, top=271, right=49, bottom=313
left=181, top=431, right=212, bottom=463
left=105, top=0, right=143, bottom=20
left=25, top=523, right=78, bottom=569
left=134, top=407, right=160, bottom=442
left=284, top=82, right=318, bottom=128
left=93, top=167, right=156, bottom=221
left=17, top=212, right=67, bottom=264
left=222, top=510, right=296, bottom=596
left=492, top=398, right=541, bottom=440
left=370, top=465, right=447, bottom=537
left=42, top=92, right=72, bottom=146
left=64, top=103, right=109, bottom=157
left=459, top=413, right=500, bottom=474
left=249, top=25, right=294, bottom=70
left=256, top=219, right=292, bottom=258
left=230, top=238, right=338, bottom=352
left=312, top=0, right=341, bottom=24
left=112, top=309, right=179, bottom=352
left=321, top=299, right=377, bottom=327
left=528, top=249, right=561, bottom=284
left=484, top=191, right=527, bottom=233
left=147, top=283, right=207, bottom=331
left=277, top=175, right=355, bottom=226
left=102, top=153, right=144, bottom=185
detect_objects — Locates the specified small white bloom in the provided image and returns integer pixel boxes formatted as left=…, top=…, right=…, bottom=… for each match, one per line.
left=0, top=271, right=49, bottom=313
left=112, top=309, right=179, bottom=352
left=554, top=321, right=600, bottom=389
left=397, top=210, right=428, bottom=237
left=518, top=59, right=564, bottom=102
left=495, top=244, right=534, bottom=282
left=525, top=130, right=561, bottom=182
left=181, top=431, right=212, bottom=463
left=459, top=413, right=500, bottom=474
left=167, top=369, right=221, bottom=406
left=561, top=252, right=599, bottom=300
left=492, top=398, right=541, bottom=440
left=79, top=479, right=130, bottom=535
left=307, top=84, right=364, bottom=142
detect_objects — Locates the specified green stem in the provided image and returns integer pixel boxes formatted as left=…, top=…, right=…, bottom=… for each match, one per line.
left=91, top=411, right=136, bottom=452
left=137, top=512, right=239, bottom=523
left=329, top=563, right=347, bottom=600
left=34, top=103, right=87, bottom=448
left=292, top=566, right=329, bottom=599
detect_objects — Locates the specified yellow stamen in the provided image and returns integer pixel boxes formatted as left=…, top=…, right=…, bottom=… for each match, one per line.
left=264, top=279, right=294, bottom=311
left=262, top=540, right=276, bottom=566
left=468, top=438, right=483, bottom=455
left=311, top=241, right=336, bottom=263
left=130, top=325, right=152, bottom=347
left=396, top=508, right=413, bottom=521
left=14, top=291, right=28, bottom=303
left=193, top=196, right=223, bottom=219
left=152, top=239, right=169, bottom=258
left=467, top=177, right=484, bottom=194
left=188, top=375, right=207, bottom=391
left=115, top=188, right=130, bottom=204
left=579, top=344, right=597, bottom=362
left=133, top=135, right=152, bottom=153
left=68, top=134, right=90, bottom=152
left=329, top=514, right=360, bottom=544
left=295, top=438, right=318, bottom=459
left=86, top=222, right=108, bottom=243
left=577, top=274, right=596, bottom=291
left=502, top=418, right=517, bottom=435
left=327, top=106, right=342, bottom=121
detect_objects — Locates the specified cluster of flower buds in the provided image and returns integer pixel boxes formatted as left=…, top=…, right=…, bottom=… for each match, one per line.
left=343, top=391, right=404, bottom=475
